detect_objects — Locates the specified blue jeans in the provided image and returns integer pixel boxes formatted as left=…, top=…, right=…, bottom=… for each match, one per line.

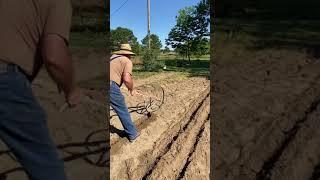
left=0, top=64, right=66, bottom=180
left=110, top=81, right=138, bottom=139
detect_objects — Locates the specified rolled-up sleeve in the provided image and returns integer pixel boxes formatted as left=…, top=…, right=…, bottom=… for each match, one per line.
left=44, top=0, right=72, bottom=43
left=123, top=60, right=133, bottom=76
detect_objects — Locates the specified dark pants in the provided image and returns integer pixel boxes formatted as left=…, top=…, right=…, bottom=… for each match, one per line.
left=110, top=81, right=138, bottom=139
left=0, top=64, right=66, bottom=180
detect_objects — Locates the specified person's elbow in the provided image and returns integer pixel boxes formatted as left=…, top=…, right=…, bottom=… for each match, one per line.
left=122, top=73, right=132, bottom=84
left=42, top=34, right=69, bottom=67
left=43, top=53, right=58, bottom=67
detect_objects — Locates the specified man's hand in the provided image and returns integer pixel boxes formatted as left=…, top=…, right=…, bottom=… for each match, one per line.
left=129, top=89, right=141, bottom=96
left=129, top=89, right=136, bottom=96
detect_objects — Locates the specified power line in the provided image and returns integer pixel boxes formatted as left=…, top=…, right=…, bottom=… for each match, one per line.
left=111, top=0, right=130, bottom=16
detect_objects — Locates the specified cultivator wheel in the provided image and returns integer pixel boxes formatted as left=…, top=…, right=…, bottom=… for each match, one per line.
left=83, top=129, right=108, bottom=167
left=110, top=83, right=165, bottom=117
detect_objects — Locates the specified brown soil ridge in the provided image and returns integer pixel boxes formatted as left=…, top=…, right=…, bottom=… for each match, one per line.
left=110, top=114, right=157, bottom=154
left=256, top=93, right=320, bottom=180
left=227, top=72, right=320, bottom=180
left=181, top=120, right=210, bottom=180
left=145, top=97, right=210, bottom=180
left=213, top=47, right=320, bottom=180
left=267, top=103, right=320, bottom=180
left=119, top=88, right=209, bottom=180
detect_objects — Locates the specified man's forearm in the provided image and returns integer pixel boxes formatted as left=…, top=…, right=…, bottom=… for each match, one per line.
left=45, top=57, right=75, bottom=96
left=124, top=80, right=133, bottom=91
left=42, top=34, right=75, bottom=96
left=123, top=72, right=134, bottom=91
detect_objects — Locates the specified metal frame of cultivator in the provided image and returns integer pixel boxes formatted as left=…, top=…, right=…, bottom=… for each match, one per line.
left=110, top=85, right=165, bottom=118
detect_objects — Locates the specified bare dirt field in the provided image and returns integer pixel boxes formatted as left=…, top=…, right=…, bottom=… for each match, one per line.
left=213, top=44, right=320, bottom=180
left=0, top=48, right=107, bottom=180
left=110, top=72, right=210, bottom=180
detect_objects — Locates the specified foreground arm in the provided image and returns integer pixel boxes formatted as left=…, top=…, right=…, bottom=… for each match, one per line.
left=122, top=60, right=136, bottom=96
left=123, top=72, right=134, bottom=92
left=41, top=34, right=81, bottom=105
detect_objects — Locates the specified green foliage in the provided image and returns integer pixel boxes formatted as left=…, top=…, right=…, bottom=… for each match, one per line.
left=141, top=34, right=162, bottom=53
left=191, top=39, right=210, bottom=58
left=141, top=48, right=164, bottom=71
left=110, top=27, right=140, bottom=54
left=166, top=0, right=209, bottom=61
left=140, top=34, right=163, bottom=70
left=163, top=46, right=171, bottom=54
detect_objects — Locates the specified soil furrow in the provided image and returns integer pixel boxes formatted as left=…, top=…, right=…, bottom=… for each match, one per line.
left=111, top=88, right=209, bottom=154
left=110, top=76, right=209, bottom=180
left=256, top=94, right=320, bottom=180
left=177, top=117, right=209, bottom=180
left=110, top=114, right=156, bottom=150
left=141, top=93, right=209, bottom=180
left=145, top=97, right=210, bottom=180
left=226, top=72, right=320, bottom=180
left=123, top=90, right=209, bottom=180
left=267, top=103, right=320, bottom=180
left=182, top=120, right=210, bottom=180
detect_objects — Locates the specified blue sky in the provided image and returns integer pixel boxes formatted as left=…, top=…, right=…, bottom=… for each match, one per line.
left=110, top=0, right=201, bottom=48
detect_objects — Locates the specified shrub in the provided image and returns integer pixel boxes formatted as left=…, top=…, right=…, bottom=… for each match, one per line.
left=141, top=48, right=164, bottom=71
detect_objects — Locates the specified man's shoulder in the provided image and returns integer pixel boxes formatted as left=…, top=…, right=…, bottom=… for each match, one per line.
left=111, top=55, right=131, bottom=62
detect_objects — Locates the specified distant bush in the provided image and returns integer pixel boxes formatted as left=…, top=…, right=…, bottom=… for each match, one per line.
left=141, top=49, right=164, bottom=71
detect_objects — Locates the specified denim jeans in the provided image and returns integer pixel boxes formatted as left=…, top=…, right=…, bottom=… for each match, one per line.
left=0, top=64, right=66, bottom=180
left=110, top=81, right=138, bottom=139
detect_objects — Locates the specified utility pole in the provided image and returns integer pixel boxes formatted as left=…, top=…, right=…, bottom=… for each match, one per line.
left=147, top=0, right=151, bottom=49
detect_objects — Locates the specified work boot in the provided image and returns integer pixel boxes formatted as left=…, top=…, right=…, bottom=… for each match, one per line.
left=129, top=132, right=140, bottom=143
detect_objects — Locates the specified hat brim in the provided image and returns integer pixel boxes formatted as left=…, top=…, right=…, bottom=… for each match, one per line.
left=112, top=50, right=135, bottom=55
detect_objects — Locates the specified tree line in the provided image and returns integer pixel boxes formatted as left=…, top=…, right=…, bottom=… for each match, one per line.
left=110, top=0, right=209, bottom=70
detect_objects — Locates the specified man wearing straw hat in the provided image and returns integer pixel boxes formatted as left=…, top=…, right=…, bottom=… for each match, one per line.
left=110, top=43, right=140, bottom=142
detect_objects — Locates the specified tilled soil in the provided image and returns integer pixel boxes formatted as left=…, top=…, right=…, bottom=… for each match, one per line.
left=213, top=46, right=320, bottom=180
left=182, top=121, right=210, bottom=180
left=0, top=48, right=106, bottom=180
left=110, top=74, right=210, bottom=180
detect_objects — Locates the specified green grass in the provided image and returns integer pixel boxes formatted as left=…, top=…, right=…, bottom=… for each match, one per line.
left=131, top=53, right=209, bottom=79
left=132, top=56, right=210, bottom=79
left=215, top=18, right=320, bottom=48
left=158, top=53, right=210, bottom=61
left=163, top=59, right=209, bottom=77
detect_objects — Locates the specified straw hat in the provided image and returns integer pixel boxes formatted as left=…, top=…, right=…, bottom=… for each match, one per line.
left=112, top=44, right=135, bottom=55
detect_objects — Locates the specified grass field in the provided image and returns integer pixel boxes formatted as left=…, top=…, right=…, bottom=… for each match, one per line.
left=215, top=18, right=320, bottom=49
left=132, top=53, right=210, bottom=79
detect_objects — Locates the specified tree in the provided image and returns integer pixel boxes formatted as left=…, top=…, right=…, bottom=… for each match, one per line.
left=163, top=46, right=170, bottom=54
left=191, top=38, right=209, bottom=58
left=141, top=34, right=163, bottom=71
left=166, top=0, right=209, bottom=62
left=110, top=27, right=140, bottom=54
left=193, top=0, right=210, bottom=37
left=141, top=34, right=162, bottom=52
left=166, top=7, right=195, bottom=62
